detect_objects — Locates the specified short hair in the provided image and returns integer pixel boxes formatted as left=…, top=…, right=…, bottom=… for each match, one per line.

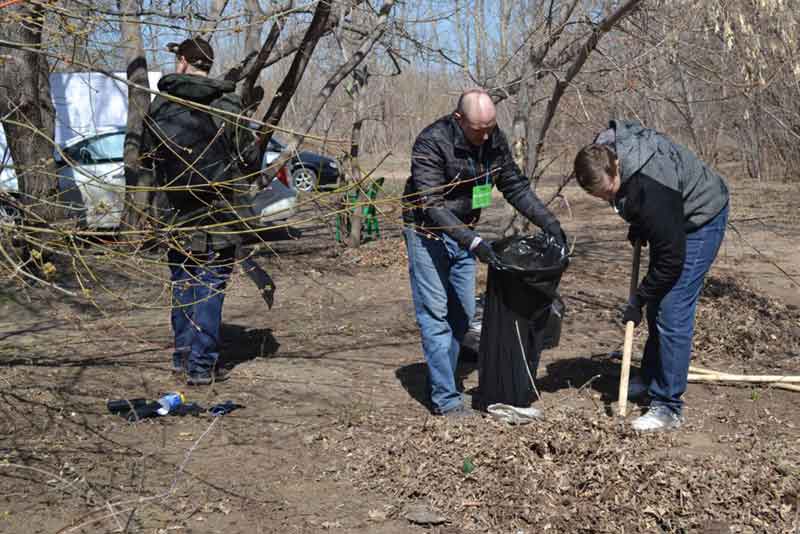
left=574, top=144, right=618, bottom=194
left=455, top=89, right=490, bottom=115
left=167, top=37, right=214, bottom=72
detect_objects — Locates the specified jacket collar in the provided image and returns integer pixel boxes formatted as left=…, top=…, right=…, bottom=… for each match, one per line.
left=449, top=114, right=502, bottom=151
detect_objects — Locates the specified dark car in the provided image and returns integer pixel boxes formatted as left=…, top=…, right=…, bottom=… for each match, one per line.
left=266, top=138, right=341, bottom=192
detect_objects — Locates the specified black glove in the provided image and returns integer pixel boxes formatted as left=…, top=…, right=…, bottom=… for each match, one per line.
left=472, top=240, right=500, bottom=267
left=545, top=222, right=568, bottom=250
left=243, top=86, right=264, bottom=111
left=622, top=296, right=643, bottom=326
left=627, top=225, right=648, bottom=248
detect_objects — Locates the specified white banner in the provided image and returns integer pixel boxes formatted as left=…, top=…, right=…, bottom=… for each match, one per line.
left=1, top=71, right=161, bottom=192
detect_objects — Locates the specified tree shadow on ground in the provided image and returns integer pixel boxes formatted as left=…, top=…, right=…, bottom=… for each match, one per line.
left=395, top=351, right=478, bottom=413
left=218, top=323, right=280, bottom=370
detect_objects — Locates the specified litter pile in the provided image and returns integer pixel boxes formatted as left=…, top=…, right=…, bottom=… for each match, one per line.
left=694, top=275, right=800, bottom=370
left=340, top=407, right=798, bottom=532
left=107, top=393, right=242, bottom=421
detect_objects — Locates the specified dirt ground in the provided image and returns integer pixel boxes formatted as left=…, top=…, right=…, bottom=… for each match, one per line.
left=0, top=171, right=798, bottom=533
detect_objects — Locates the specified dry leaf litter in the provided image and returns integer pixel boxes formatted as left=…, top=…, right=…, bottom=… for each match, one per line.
left=325, top=276, right=799, bottom=532
left=694, top=275, right=800, bottom=371
left=335, top=408, right=799, bottom=532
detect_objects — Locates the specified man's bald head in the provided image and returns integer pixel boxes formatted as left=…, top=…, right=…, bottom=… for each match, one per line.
left=456, top=89, right=496, bottom=123
left=454, top=89, right=497, bottom=146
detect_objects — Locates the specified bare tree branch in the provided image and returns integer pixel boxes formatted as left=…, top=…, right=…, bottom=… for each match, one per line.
left=529, top=0, right=645, bottom=177
left=262, top=1, right=367, bottom=68
left=264, top=0, right=396, bottom=175
left=200, top=0, right=232, bottom=40
left=241, top=19, right=284, bottom=108
left=257, top=0, right=335, bottom=153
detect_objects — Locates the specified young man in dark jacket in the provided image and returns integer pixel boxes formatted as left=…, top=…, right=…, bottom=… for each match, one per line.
left=574, top=120, right=729, bottom=431
left=402, top=89, right=566, bottom=417
left=144, top=37, right=260, bottom=385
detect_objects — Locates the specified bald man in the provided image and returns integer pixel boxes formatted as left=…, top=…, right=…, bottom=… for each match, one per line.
left=402, top=89, right=566, bottom=417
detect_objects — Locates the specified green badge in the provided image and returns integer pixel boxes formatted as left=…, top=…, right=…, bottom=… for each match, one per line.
left=471, top=183, right=492, bottom=209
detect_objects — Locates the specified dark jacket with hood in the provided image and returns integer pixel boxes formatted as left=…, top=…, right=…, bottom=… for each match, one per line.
left=602, top=119, right=729, bottom=304
left=144, top=73, right=260, bottom=250
left=402, top=114, right=560, bottom=249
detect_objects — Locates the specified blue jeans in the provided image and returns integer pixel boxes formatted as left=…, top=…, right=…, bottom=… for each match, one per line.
left=168, top=246, right=235, bottom=375
left=404, top=228, right=476, bottom=414
left=641, top=204, right=728, bottom=414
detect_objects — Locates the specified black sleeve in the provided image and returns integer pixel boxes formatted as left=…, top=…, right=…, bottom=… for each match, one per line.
left=493, top=132, right=560, bottom=233
left=624, top=174, right=686, bottom=304
left=215, top=93, right=262, bottom=177
left=410, top=133, right=477, bottom=248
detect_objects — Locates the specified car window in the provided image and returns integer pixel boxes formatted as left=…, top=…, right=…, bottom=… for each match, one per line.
left=267, top=138, right=284, bottom=152
left=63, top=132, right=125, bottom=164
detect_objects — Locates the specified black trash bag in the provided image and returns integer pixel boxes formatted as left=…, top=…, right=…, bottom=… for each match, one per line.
left=542, top=296, right=565, bottom=351
left=477, top=233, right=569, bottom=409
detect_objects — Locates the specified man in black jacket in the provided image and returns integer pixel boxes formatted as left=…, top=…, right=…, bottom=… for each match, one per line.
left=144, top=37, right=260, bottom=385
left=574, top=120, right=729, bottom=431
left=403, top=89, right=566, bottom=417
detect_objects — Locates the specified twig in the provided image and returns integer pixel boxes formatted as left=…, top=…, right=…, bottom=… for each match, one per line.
left=515, top=319, right=541, bottom=402
left=57, top=417, right=220, bottom=533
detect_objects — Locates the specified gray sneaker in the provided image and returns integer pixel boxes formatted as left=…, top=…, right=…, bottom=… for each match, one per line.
left=442, top=405, right=477, bottom=419
left=631, top=405, right=683, bottom=431
left=186, top=367, right=231, bottom=386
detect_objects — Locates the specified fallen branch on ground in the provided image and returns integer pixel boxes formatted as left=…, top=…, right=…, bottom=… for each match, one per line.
left=606, top=355, right=800, bottom=393
left=687, top=365, right=800, bottom=392
left=687, top=371, right=800, bottom=383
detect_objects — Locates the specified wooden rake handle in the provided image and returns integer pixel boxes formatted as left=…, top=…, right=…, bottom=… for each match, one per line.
left=618, top=240, right=642, bottom=417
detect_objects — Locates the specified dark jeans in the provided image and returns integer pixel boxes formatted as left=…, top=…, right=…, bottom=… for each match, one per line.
left=641, top=204, right=728, bottom=414
left=403, top=228, right=476, bottom=414
left=168, top=246, right=235, bottom=375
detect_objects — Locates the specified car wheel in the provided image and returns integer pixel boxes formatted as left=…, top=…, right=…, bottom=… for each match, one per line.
left=291, top=165, right=317, bottom=192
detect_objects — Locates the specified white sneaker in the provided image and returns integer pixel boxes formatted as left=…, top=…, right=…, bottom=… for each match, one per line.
left=631, top=405, right=683, bottom=432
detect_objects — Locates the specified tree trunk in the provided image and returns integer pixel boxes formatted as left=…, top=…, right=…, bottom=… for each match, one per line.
left=242, top=0, right=262, bottom=60
left=503, top=72, right=531, bottom=236
left=475, top=0, right=486, bottom=82
left=119, top=0, right=153, bottom=230
left=0, top=4, right=58, bottom=223
left=346, top=70, right=368, bottom=248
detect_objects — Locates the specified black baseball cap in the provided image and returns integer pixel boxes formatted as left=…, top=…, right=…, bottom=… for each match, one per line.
left=166, top=37, right=214, bottom=72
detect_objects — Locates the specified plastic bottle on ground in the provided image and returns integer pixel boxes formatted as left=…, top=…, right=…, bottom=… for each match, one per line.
left=156, top=392, right=185, bottom=415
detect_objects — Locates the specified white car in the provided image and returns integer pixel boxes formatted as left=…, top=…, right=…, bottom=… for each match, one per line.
left=53, top=128, right=296, bottom=230
left=56, top=127, right=127, bottom=229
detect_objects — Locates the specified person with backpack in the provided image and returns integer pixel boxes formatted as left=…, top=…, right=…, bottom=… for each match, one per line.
left=143, top=37, right=260, bottom=385
left=573, top=120, right=729, bottom=431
